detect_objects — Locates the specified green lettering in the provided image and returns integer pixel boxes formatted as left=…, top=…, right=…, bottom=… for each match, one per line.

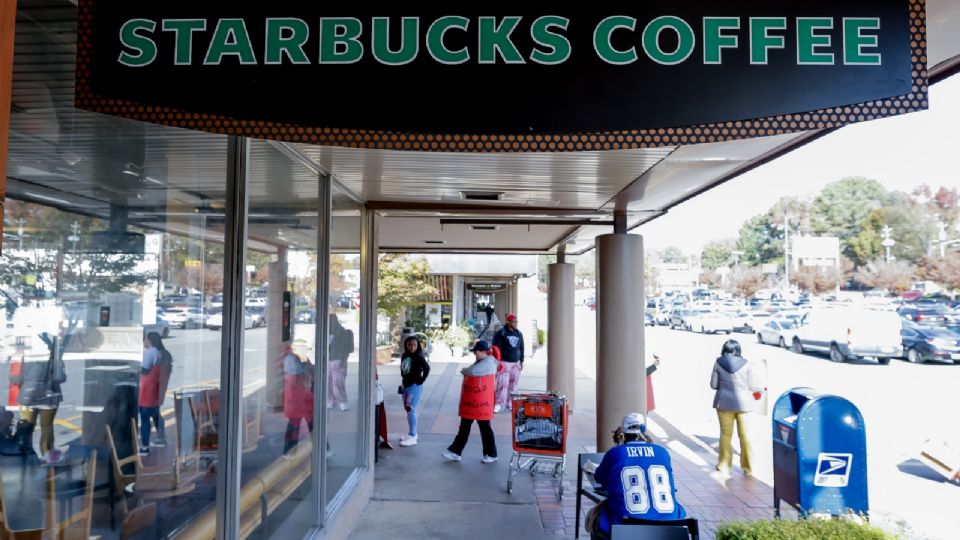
left=750, top=17, right=787, bottom=64
left=426, top=16, right=470, bottom=64
left=204, top=19, right=257, bottom=65
left=642, top=16, right=695, bottom=65
left=118, top=19, right=157, bottom=67
left=479, top=16, right=524, bottom=64
left=162, top=19, right=206, bottom=66
left=844, top=18, right=881, bottom=65
left=372, top=17, right=419, bottom=66
left=797, top=18, right=834, bottom=65
left=265, top=18, right=310, bottom=65
left=703, top=17, right=739, bottom=64
left=319, top=17, right=364, bottom=64
left=530, top=16, right=571, bottom=65
left=594, top=16, right=637, bottom=65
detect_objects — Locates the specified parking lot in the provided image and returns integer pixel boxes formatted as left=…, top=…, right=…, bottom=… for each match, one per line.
left=576, top=306, right=959, bottom=539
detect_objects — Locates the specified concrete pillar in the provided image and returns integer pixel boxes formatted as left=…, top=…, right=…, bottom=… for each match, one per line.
left=596, top=233, right=645, bottom=452
left=265, top=248, right=288, bottom=410
left=547, top=263, right=576, bottom=410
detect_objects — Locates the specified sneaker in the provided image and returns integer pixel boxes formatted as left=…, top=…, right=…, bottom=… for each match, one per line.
left=400, top=435, right=418, bottom=447
left=442, top=450, right=461, bottom=462
left=150, top=439, right=167, bottom=448
left=326, top=403, right=334, bottom=409
left=493, top=404, right=502, bottom=414
left=326, top=449, right=336, bottom=459
left=138, top=447, right=150, bottom=456
left=338, top=403, right=349, bottom=412
left=481, top=455, right=498, bottom=464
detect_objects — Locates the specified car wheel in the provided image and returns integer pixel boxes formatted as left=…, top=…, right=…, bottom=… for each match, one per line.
left=744, top=324, right=752, bottom=334
left=879, top=357, right=891, bottom=365
left=162, top=327, right=170, bottom=338
left=829, top=344, right=845, bottom=363
left=757, top=333, right=764, bottom=344
left=906, top=348, right=923, bottom=364
left=792, top=338, right=804, bottom=354
left=700, top=326, right=706, bottom=334
left=778, top=337, right=786, bottom=348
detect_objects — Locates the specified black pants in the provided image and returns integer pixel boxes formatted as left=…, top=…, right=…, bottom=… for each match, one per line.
left=284, top=418, right=314, bottom=454
left=447, top=418, right=497, bottom=457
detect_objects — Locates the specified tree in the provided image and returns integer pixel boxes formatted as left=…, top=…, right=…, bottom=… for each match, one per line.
left=920, top=254, right=960, bottom=291
left=790, top=265, right=838, bottom=295
left=809, top=177, right=890, bottom=259
left=700, top=239, right=735, bottom=272
left=854, top=260, right=917, bottom=294
left=377, top=255, right=437, bottom=341
left=659, top=246, right=687, bottom=264
left=736, top=214, right=781, bottom=266
left=727, top=267, right=767, bottom=298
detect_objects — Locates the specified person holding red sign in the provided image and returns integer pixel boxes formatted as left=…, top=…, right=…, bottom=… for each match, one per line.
left=443, top=340, right=498, bottom=463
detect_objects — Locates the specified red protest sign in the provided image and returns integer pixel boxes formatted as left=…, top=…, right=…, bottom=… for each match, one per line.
left=459, top=374, right=495, bottom=421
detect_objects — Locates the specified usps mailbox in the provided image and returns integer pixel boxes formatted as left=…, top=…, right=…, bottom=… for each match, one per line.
left=772, top=387, right=868, bottom=518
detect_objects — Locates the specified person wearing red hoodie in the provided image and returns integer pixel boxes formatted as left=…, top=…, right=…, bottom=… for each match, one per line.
left=138, top=332, right=173, bottom=455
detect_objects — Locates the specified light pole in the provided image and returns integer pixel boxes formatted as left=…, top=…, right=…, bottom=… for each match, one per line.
left=881, top=225, right=895, bottom=262
left=782, top=213, right=791, bottom=297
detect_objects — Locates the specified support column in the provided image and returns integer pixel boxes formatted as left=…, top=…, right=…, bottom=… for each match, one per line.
left=0, top=0, right=14, bottom=252
left=547, top=262, right=575, bottom=411
left=265, top=247, right=288, bottom=410
left=595, top=233, right=645, bottom=452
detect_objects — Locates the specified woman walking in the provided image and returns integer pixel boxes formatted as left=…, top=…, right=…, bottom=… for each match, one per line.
left=399, top=335, right=430, bottom=447
left=710, top=339, right=764, bottom=475
left=139, top=331, right=173, bottom=455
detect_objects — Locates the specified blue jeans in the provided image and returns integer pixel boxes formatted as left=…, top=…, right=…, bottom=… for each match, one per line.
left=139, top=407, right=161, bottom=447
left=402, top=384, right=423, bottom=437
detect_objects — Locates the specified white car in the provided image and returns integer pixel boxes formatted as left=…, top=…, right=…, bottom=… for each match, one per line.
left=757, top=319, right=799, bottom=348
left=245, top=297, right=266, bottom=308
left=206, top=311, right=255, bottom=331
left=685, top=309, right=733, bottom=334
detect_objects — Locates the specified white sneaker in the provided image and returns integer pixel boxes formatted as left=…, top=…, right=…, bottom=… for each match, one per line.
left=481, top=455, right=498, bottom=464
left=493, top=404, right=502, bottom=414
left=442, top=450, right=461, bottom=462
left=338, top=403, right=349, bottom=412
left=400, top=435, right=418, bottom=447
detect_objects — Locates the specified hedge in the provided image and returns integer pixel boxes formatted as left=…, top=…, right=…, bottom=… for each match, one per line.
left=716, top=519, right=897, bottom=540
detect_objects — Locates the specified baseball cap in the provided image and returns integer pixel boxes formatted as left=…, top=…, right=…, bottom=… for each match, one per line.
left=621, top=412, right=646, bottom=435
left=505, top=314, right=518, bottom=322
left=471, top=340, right=491, bottom=352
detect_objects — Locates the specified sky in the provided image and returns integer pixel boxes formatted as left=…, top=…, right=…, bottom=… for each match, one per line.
left=636, top=74, right=960, bottom=256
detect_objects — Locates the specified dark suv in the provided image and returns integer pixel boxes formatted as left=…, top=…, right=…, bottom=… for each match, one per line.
left=898, top=304, right=952, bottom=326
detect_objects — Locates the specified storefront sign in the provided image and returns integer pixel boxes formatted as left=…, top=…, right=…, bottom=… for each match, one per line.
left=75, top=1, right=928, bottom=152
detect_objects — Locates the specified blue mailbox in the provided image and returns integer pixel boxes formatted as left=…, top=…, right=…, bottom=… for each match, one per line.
left=772, top=387, right=868, bottom=518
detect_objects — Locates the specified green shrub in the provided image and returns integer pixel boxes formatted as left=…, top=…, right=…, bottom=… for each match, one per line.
left=537, top=328, right=547, bottom=346
left=716, top=519, right=896, bottom=540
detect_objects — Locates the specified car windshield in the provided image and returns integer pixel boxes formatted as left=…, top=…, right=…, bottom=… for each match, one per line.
left=778, top=320, right=796, bottom=329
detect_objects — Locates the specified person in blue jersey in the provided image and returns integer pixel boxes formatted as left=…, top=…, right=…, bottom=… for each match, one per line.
left=586, top=413, right=686, bottom=540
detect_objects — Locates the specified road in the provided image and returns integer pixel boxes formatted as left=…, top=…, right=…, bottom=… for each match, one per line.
left=573, top=305, right=959, bottom=540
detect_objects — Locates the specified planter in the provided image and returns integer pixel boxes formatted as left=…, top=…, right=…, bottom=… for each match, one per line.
left=375, top=345, right=394, bottom=365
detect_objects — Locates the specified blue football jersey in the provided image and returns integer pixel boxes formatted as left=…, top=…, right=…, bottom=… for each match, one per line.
left=594, top=442, right=686, bottom=535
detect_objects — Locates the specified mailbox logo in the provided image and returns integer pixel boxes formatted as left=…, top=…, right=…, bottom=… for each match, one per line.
left=814, top=453, right=853, bottom=487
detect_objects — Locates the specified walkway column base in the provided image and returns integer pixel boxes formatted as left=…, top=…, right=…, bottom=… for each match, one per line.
left=596, top=233, right=645, bottom=452
left=547, top=262, right=575, bottom=411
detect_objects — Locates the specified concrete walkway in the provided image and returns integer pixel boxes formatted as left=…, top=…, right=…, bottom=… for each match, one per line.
left=350, top=351, right=780, bottom=540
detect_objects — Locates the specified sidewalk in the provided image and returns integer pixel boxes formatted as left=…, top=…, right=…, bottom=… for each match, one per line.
left=350, top=351, right=780, bottom=540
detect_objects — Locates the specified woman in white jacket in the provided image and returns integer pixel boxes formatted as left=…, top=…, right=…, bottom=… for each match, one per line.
left=710, top=339, right=764, bottom=475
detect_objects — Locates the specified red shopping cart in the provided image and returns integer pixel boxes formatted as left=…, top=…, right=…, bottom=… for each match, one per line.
left=506, top=391, right=568, bottom=500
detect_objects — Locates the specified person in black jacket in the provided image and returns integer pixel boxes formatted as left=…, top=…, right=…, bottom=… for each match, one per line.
left=492, top=314, right=524, bottom=413
left=327, top=314, right=355, bottom=411
left=399, top=335, right=430, bottom=447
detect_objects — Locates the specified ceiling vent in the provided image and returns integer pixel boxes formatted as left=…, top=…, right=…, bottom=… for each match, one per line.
left=470, top=225, right=499, bottom=231
left=460, top=191, right=504, bottom=201
left=424, top=240, right=446, bottom=245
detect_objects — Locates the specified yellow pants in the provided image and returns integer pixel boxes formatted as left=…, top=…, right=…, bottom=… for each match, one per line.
left=21, top=406, right=57, bottom=455
left=717, top=410, right=752, bottom=474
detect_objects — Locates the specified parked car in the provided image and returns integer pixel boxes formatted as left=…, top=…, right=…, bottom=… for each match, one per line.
left=245, top=296, right=267, bottom=308
left=668, top=309, right=698, bottom=330
left=685, top=309, right=733, bottom=334
left=644, top=311, right=655, bottom=326
left=206, top=311, right=255, bottom=331
left=143, top=317, right=170, bottom=338
left=897, top=304, right=952, bottom=326
left=728, top=311, right=754, bottom=333
left=900, top=320, right=960, bottom=364
left=247, top=307, right=267, bottom=328
left=757, top=319, right=799, bottom=348
left=296, top=309, right=317, bottom=324
left=159, top=307, right=190, bottom=328
left=791, top=308, right=902, bottom=364
left=740, top=311, right=774, bottom=333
